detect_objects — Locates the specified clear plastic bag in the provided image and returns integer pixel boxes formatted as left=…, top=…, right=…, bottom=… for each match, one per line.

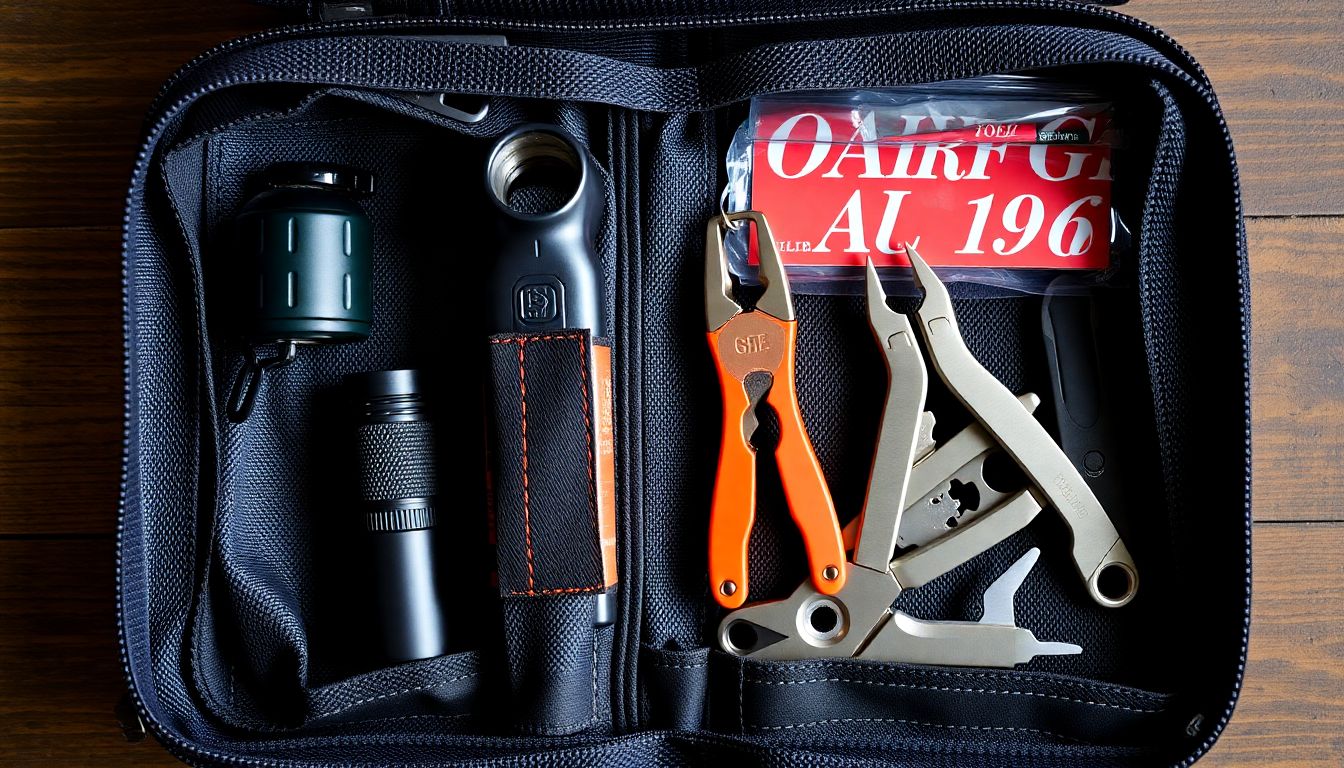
left=723, top=76, right=1132, bottom=296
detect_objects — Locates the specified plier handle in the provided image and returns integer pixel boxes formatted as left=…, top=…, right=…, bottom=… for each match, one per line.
left=705, top=211, right=846, bottom=609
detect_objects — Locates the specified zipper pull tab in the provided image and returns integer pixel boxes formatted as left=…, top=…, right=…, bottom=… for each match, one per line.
left=114, top=691, right=146, bottom=743
left=319, top=2, right=376, bottom=21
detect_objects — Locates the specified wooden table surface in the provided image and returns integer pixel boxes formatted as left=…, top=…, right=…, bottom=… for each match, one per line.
left=0, top=1, right=1340, bottom=765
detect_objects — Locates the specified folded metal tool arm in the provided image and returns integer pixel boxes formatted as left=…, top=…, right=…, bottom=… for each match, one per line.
left=718, top=412, right=1077, bottom=666
left=905, top=248, right=1138, bottom=609
left=849, top=262, right=928, bottom=575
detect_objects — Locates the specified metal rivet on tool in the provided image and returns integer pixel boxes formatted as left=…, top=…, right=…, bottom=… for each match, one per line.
left=822, top=566, right=840, bottom=581
left=719, top=581, right=737, bottom=596
left=1083, top=450, right=1105, bottom=474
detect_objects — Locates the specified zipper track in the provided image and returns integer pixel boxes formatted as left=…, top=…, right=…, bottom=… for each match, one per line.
left=117, top=3, right=1252, bottom=765
left=147, top=0, right=1199, bottom=121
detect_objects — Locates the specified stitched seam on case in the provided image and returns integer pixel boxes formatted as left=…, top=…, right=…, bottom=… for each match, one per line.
left=750, top=661, right=1168, bottom=701
left=589, top=620, right=600, bottom=728
left=744, top=677, right=1163, bottom=714
left=578, top=334, right=598, bottom=587
left=518, top=341, right=535, bottom=594
left=316, top=673, right=479, bottom=719
left=747, top=717, right=1089, bottom=743
left=305, top=712, right=471, bottom=730
left=490, top=332, right=587, bottom=346
left=647, top=662, right=708, bottom=670
left=738, top=663, right=745, bottom=734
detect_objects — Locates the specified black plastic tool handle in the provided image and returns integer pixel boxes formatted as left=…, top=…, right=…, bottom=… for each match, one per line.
left=485, top=125, right=615, bottom=627
left=484, top=124, right=605, bottom=338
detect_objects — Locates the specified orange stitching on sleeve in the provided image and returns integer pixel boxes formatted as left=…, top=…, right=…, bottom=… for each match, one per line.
left=577, top=335, right=597, bottom=534
left=490, top=332, right=586, bottom=346
left=518, top=339, right=536, bottom=595
left=506, top=585, right=603, bottom=596
left=570, top=335, right=603, bottom=594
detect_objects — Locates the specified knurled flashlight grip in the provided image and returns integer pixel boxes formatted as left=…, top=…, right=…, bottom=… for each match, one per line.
left=348, top=369, right=449, bottom=662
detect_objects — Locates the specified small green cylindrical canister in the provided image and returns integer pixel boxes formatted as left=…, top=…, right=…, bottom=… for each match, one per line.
left=235, top=163, right=374, bottom=345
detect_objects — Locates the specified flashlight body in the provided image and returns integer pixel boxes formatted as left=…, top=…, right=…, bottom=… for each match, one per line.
left=485, top=126, right=616, bottom=626
left=348, top=369, right=448, bottom=662
left=366, top=523, right=446, bottom=661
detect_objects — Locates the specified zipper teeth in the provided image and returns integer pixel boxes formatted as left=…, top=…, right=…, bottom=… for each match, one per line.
left=117, top=5, right=1251, bottom=766
left=148, top=0, right=1195, bottom=118
left=117, top=85, right=272, bottom=768
left=1177, top=83, right=1252, bottom=768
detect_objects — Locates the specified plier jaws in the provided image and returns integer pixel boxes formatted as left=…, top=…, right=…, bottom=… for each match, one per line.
left=705, top=211, right=794, bottom=331
left=705, top=211, right=846, bottom=609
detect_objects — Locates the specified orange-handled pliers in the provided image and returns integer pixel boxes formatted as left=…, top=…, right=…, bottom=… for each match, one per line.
left=705, top=211, right=846, bottom=609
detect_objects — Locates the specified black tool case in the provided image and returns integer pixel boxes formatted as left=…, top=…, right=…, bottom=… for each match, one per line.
left=115, top=1, right=1252, bottom=764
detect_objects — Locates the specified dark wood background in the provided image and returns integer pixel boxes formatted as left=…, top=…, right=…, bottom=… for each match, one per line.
left=0, top=1, right=1340, bottom=765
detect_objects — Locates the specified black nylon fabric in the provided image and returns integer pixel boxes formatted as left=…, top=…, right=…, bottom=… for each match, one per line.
left=118, top=5, right=1249, bottom=766
left=712, top=654, right=1177, bottom=743
left=153, top=24, right=1177, bottom=117
left=498, top=598, right=613, bottom=736
left=487, top=331, right=607, bottom=597
left=1133, top=78, right=1252, bottom=742
left=639, top=646, right=710, bottom=731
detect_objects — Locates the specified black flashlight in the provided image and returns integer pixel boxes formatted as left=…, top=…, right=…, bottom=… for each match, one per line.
left=346, top=368, right=448, bottom=662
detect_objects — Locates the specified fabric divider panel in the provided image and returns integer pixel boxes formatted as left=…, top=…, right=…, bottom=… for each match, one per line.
left=711, top=654, right=1179, bottom=748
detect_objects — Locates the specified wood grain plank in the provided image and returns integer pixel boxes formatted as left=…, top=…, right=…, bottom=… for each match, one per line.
left=1123, top=0, right=1344, bottom=216
left=1200, top=523, right=1344, bottom=766
left=0, top=227, right=123, bottom=535
left=0, top=538, right=182, bottom=766
left=1248, top=216, right=1344, bottom=523
left=0, top=0, right=275, bottom=229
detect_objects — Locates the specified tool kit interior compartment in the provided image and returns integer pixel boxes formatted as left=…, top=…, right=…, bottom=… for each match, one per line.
left=116, top=1, right=1251, bottom=765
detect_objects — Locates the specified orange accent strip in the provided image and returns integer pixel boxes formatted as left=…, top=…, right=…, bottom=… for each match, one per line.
left=593, top=344, right=619, bottom=589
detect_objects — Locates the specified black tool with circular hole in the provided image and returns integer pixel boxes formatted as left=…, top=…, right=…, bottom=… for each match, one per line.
left=484, top=125, right=605, bottom=337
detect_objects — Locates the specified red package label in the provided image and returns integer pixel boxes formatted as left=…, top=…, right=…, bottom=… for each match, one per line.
left=749, top=106, right=1112, bottom=271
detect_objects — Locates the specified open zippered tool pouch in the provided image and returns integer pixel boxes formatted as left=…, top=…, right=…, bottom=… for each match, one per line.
left=115, top=1, right=1252, bottom=765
